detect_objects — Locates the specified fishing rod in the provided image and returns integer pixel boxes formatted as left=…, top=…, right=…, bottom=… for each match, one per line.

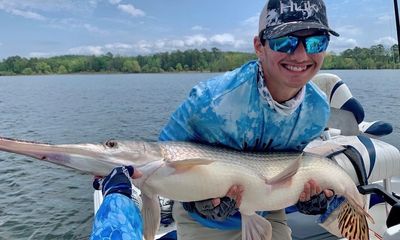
left=394, top=0, right=400, bottom=57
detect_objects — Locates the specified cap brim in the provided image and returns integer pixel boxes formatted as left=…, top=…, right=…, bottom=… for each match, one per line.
left=264, top=21, right=339, bottom=39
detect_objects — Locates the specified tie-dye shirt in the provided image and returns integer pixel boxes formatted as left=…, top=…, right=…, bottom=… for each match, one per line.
left=159, top=60, right=329, bottom=152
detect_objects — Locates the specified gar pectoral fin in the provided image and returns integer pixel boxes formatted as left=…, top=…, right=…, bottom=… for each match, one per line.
left=338, top=199, right=370, bottom=240
left=241, top=214, right=272, bottom=240
left=167, top=158, right=215, bottom=173
left=141, top=194, right=161, bottom=240
left=265, top=153, right=303, bottom=185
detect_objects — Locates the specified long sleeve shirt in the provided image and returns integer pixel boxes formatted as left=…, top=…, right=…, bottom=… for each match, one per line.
left=91, top=194, right=143, bottom=240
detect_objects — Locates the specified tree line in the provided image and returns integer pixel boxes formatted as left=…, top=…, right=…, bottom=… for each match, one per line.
left=0, top=44, right=399, bottom=76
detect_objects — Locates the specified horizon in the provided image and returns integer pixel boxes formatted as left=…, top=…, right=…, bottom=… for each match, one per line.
left=0, top=0, right=399, bottom=59
left=1, top=43, right=399, bottom=61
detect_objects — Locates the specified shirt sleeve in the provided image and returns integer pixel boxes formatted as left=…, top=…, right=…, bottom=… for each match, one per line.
left=90, top=194, right=143, bottom=240
left=159, top=83, right=210, bottom=142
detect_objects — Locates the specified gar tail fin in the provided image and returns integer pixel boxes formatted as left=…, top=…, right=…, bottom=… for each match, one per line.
left=337, top=199, right=371, bottom=240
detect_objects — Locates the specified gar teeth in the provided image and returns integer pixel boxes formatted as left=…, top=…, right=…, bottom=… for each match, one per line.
left=285, top=65, right=307, bottom=72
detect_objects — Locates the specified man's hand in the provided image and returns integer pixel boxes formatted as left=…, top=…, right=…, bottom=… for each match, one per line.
left=183, top=184, right=244, bottom=221
left=296, top=179, right=334, bottom=215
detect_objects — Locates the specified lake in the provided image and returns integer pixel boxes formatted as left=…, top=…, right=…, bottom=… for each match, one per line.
left=0, top=70, right=398, bottom=239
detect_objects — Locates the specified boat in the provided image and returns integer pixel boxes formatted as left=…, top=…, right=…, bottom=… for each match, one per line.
left=93, top=73, right=400, bottom=239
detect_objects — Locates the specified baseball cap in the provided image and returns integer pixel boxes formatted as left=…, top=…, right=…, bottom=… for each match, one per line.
left=259, top=0, right=339, bottom=40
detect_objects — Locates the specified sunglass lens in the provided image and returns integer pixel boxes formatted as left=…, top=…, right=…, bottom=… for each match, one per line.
left=305, top=35, right=329, bottom=54
left=269, top=36, right=298, bottom=54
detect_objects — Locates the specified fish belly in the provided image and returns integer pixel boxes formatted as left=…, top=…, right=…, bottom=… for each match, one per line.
left=145, top=162, right=267, bottom=206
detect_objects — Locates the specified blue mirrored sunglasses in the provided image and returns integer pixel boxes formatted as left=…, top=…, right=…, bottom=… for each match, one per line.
left=268, top=35, right=330, bottom=54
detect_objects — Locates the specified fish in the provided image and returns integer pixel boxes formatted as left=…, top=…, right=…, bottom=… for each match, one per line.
left=0, top=137, right=372, bottom=240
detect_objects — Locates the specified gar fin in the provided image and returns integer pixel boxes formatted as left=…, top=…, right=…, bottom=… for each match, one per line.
left=141, top=194, right=161, bottom=240
left=167, top=158, right=215, bottom=173
left=337, top=199, right=371, bottom=240
left=241, top=214, right=272, bottom=240
left=345, top=195, right=374, bottom=223
left=305, top=142, right=346, bottom=158
left=265, top=153, right=303, bottom=184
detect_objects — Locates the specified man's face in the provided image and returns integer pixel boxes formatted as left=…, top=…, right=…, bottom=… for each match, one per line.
left=255, top=30, right=326, bottom=101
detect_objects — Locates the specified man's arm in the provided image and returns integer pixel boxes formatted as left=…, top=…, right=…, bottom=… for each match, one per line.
left=91, top=166, right=143, bottom=240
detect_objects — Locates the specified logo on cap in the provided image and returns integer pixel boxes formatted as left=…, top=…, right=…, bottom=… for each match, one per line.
left=279, top=1, right=320, bottom=16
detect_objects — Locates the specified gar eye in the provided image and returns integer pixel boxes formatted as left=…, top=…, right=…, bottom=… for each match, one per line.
left=104, top=139, right=118, bottom=148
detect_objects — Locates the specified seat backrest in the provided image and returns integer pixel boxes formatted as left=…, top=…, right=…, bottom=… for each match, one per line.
left=312, top=73, right=393, bottom=137
left=311, top=73, right=365, bottom=124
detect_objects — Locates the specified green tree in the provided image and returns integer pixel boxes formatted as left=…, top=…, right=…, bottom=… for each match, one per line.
left=21, top=68, right=34, bottom=75
left=122, top=59, right=141, bottom=73
left=175, top=63, right=183, bottom=71
left=57, top=65, right=68, bottom=74
left=34, top=62, right=52, bottom=74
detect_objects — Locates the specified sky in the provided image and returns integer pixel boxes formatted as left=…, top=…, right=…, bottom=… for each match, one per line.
left=0, top=0, right=399, bottom=59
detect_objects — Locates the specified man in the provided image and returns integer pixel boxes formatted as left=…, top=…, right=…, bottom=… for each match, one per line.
left=159, top=0, right=338, bottom=239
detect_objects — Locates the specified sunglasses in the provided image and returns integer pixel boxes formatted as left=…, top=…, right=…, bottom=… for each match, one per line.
left=267, top=34, right=330, bottom=54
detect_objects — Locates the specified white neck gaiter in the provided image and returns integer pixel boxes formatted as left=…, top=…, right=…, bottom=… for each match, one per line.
left=257, top=61, right=305, bottom=116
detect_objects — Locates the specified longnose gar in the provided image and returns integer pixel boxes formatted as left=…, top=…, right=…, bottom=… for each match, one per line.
left=0, top=137, right=371, bottom=240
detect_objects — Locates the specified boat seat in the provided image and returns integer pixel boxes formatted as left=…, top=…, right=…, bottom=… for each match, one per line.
left=311, top=73, right=393, bottom=138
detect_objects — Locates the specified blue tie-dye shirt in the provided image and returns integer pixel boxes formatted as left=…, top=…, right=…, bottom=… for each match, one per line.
left=160, top=60, right=329, bottom=151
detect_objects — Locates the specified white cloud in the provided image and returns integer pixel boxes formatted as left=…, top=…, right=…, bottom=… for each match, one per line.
left=10, top=8, right=45, bottom=20
left=334, top=25, right=362, bottom=36
left=130, top=33, right=249, bottom=55
left=83, top=24, right=107, bottom=34
left=109, top=0, right=122, bottom=5
left=191, top=25, right=207, bottom=31
left=104, top=43, right=133, bottom=50
left=184, top=34, right=208, bottom=46
left=377, top=15, right=393, bottom=24
left=0, top=3, right=46, bottom=21
left=67, top=43, right=134, bottom=56
left=170, top=40, right=185, bottom=48
left=135, top=41, right=153, bottom=54
left=210, top=33, right=235, bottom=45
left=374, top=37, right=397, bottom=46
left=117, top=4, right=145, bottom=17
left=0, top=0, right=83, bottom=14
left=242, top=15, right=259, bottom=28
left=60, top=31, right=253, bottom=57
left=68, top=46, right=104, bottom=55
left=28, top=51, right=55, bottom=58
left=329, top=37, right=358, bottom=53
left=88, top=0, right=100, bottom=8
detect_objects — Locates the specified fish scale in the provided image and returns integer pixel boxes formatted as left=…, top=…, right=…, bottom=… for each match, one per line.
left=159, top=141, right=303, bottom=179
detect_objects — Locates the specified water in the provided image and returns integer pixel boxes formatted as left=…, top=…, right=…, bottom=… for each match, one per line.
left=0, top=70, right=398, bottom=239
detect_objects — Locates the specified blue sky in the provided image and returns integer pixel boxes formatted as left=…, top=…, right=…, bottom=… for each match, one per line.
left=0, top=0, right=399, bottom=59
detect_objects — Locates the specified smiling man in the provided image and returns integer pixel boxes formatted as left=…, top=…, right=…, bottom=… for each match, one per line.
left=159, top=0, right=339, bottom=239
